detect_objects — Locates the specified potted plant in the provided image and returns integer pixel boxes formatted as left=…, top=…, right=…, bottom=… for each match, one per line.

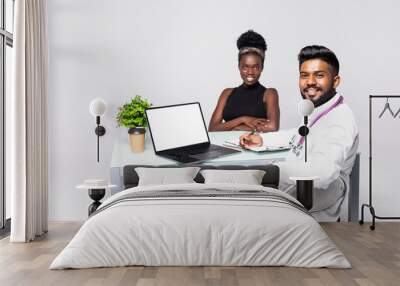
left=116, top=95, right=152, bottom=153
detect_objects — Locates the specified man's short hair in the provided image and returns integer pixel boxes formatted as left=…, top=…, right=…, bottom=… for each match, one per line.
left=298, top=45, right=339, bottom=75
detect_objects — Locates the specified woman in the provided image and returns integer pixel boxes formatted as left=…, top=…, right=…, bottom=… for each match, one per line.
left=208, top=30, right=280, bottom=132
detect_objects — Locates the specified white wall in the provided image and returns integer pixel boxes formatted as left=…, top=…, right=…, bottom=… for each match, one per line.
left=48, top=0, right=400, bottom=220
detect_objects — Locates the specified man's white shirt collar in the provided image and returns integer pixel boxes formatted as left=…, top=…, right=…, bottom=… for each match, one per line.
left=310, top=93, right=342, bottom=119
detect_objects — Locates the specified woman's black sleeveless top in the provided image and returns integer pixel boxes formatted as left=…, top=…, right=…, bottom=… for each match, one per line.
left=222, top=82, right=267, bottom=122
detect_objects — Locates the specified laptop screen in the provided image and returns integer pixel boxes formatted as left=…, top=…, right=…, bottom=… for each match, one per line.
left=146, top=103, right=209, bottom=152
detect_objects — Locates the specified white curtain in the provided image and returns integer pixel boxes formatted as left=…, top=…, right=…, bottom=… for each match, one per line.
left=10, top=0, right=48, bottom=242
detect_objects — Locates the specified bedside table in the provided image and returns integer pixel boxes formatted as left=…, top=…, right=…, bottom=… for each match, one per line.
left=289, top=176, right=319, bottom=211
left=76, top=180, right=117, bottom=216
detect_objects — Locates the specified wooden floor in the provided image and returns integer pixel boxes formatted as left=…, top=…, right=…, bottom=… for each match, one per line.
left=0, top=222, right=399, bottom=286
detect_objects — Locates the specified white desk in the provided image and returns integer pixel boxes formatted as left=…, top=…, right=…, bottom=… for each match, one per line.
left=110, top=131, right=288, bottom=192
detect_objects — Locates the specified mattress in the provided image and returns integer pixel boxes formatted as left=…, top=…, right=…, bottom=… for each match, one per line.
left=50, top=183, right=350, bottom=269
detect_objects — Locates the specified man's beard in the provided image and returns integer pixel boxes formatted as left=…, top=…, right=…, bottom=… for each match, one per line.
left=301, top=87, right=337, bottom=107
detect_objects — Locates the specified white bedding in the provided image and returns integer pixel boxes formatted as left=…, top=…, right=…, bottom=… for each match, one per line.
left=50, top=183, right=350, bottom=269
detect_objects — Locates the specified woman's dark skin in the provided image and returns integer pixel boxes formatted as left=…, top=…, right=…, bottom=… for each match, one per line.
left=208, top=53, right=280, bottom=132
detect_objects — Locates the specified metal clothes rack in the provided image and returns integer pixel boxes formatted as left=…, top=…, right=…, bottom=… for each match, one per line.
left=360, top=95, right=400, bottom=230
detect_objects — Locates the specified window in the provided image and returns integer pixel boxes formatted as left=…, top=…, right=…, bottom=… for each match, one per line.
left=0, top=0, right=14, bottom=235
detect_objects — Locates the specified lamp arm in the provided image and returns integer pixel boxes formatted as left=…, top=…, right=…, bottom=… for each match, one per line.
left=97, top=119, right=100, bottom=162
left=297, top=116, right=310, bottom=163
left=304, top=116, right=308, bottom=163
left=305, top=131, right=307, bottom=163
left=97, top=132, right=99, bottom=162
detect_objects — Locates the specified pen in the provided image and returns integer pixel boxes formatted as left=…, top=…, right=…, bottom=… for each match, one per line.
left=249, top=129, right=258, bottom=135
left=243, top=129, right=258, bottom=144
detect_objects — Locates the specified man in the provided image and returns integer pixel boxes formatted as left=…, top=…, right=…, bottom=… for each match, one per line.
left=240, top=45, right=359, bottom=221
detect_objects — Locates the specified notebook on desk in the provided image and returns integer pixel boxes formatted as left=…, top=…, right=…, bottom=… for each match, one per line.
left=145, top=102, right=240, bottom=163
left=224, top=141, right=291, bottom=153
left=224, top=130, right=293, bottom=153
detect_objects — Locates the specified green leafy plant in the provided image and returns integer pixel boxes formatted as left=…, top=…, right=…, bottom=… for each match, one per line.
left=116, top=95, right=152, bottom=128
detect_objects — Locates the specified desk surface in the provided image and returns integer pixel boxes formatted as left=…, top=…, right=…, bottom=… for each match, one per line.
left=110, top=131, right=288, bottom=168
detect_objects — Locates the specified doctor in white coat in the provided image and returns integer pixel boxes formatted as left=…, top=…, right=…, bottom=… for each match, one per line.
left=240, top=45, right=359, bottom=221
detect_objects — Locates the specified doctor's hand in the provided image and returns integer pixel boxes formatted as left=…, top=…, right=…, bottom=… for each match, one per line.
left=240, top=133, right=263, bottom=148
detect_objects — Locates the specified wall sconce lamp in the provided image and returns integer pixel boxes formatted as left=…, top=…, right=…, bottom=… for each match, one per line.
left=297, top=99, right=314, bottom=163
left=89, top=98, right=107, bottom=162
left=293, top=99, right=315, bottom=210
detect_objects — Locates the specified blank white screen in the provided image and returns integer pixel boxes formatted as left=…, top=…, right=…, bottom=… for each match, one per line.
left=146, top=103, right=209, bottom=152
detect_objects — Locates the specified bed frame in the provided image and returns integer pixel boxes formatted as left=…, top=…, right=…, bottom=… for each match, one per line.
left=123, top=164, right=280, bottom=189
left=122, top=154, right=360, bottom=222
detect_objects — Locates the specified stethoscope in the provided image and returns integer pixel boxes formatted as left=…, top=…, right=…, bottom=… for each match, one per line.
left=288, top=95, right=344, bottom=157
left=289, top=134, right=303, bottom=156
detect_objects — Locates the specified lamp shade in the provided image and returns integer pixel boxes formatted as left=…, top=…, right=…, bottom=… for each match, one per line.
left=89, top=98, right=107, bottom=117
left=298, top=99, right=314, bottom=116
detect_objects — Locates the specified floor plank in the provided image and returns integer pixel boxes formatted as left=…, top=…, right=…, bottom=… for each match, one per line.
left=0, top=222, right=399, bottom=286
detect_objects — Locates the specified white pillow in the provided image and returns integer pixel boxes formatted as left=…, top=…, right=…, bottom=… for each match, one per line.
left=200, top=169, right=266, bottom=185
left=135, top=167, right=201, bottom=186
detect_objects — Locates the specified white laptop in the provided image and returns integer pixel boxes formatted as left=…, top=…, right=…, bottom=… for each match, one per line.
left=145, top=102, right=240, bottom=163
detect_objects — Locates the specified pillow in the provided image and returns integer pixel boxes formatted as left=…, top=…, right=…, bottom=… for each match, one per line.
left=200, top=169, right=266, bottom=185
left=135, top=167, right=201, bottom=186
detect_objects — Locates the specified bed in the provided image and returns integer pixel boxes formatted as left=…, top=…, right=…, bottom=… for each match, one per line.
left=50, top=165, right=350, bottom=269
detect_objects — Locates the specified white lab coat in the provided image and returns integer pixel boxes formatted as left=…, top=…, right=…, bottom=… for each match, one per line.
left=261, top=93, right=359, bottom=220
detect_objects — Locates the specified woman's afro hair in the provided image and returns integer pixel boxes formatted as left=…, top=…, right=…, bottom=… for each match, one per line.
left=237, top=30, right=267, bottom=51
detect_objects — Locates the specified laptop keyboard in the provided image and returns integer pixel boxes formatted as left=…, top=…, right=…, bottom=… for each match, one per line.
left=164, top=144, right=238, bottom=163
left=190, top=151, right=222, bottom=159
left=188, top=148, right=208, bottom=155
left=167, top=153, right=198, bottom=163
